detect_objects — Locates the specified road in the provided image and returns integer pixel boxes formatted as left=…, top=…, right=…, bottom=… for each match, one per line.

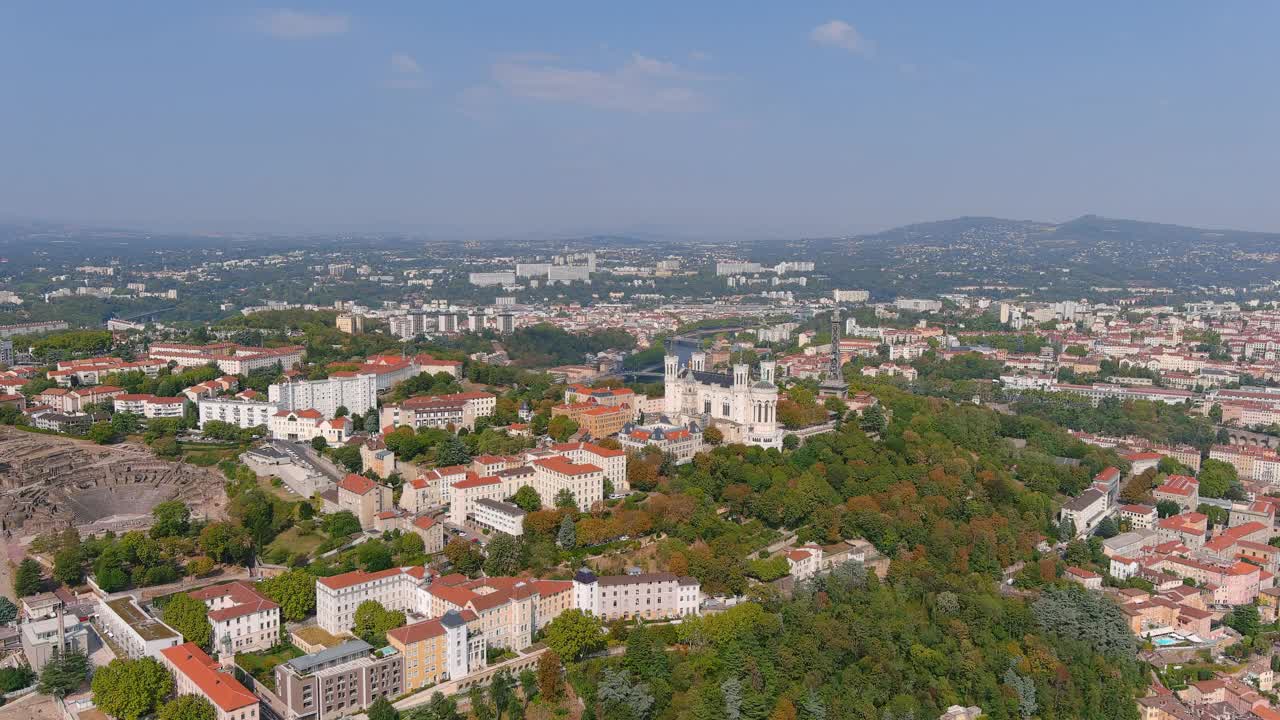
left=272, top=439, right=346, bottom=483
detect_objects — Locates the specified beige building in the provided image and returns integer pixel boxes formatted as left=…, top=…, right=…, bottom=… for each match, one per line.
left=337, top=473, right=394, bottom=529
left=426, top=575, right=574, bottom=651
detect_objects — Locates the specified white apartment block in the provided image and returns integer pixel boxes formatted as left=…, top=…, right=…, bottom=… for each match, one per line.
left=316, top=567, right=431, bottom=635
left=199, top=397, right=276, bottom=430
left=269, top=374, right=377, bottom=418
left=552, top=442, right=628, bottom=492
left=572, top=569, right=701, bottom=622
left=471, top=498, right=526, bottom=536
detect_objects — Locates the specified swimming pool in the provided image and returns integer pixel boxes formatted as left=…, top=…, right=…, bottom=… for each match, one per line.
left=1151, top=636, right=1183, bottom=647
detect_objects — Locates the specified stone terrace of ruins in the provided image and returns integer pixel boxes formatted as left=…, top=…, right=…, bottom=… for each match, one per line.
left=0, top=427, right=226, bottom=540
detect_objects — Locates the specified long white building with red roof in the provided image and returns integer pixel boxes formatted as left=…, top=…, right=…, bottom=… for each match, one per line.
left=316, top=566, right=434, bottom=634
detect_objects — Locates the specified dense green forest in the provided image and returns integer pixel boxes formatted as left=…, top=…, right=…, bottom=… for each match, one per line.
left=572, top=574, right=1143, bottom=720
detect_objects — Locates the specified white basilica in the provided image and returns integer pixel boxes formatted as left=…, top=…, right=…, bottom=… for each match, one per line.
left=663, top=351, right=783, bottom=449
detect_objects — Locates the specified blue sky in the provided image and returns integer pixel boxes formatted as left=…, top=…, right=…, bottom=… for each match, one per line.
left=2, top=3, right=1279, bottom=238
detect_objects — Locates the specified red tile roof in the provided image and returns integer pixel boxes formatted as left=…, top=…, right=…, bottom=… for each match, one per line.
left=338, top=473, right=378, bottom=495
left=160, top=643, right=257, bottom=712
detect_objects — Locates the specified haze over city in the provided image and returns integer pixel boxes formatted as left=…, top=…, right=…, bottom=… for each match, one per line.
left=5, top=6, right=1280, bottom=720
left=4, top=3, right=1280, bottom=236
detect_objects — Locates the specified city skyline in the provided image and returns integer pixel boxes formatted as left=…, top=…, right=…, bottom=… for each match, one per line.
left=4, top=3, right=1280, bottom=238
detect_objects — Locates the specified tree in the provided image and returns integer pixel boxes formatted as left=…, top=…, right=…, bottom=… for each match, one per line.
left=88, top=422, right=118, bottom=444
left=443, top=539, right=485, bottom=576
left=519, top=667, right=538, bottom=704
left=151, top=500, right=191, bottom=538
left=358, top=541, right=394, bottom=572
left=782, top=434, right=800, bottom=451
left=702, top=426, right=724, bottom=446
left=541, top=609, right=604, bottom=661
left=199, top=522, right=253, bottom=564
left=1209, top=403, right=1223, bottom=423
left=158, top=694, right=216, bottom=720
left=354, top=600, right=406, bottom=646
left=38, top=649, right=90, bottom=697
left=547, top=415, right=578, bottom=442
left=334, top=405, right=350, bottom=418
left=151, top=436, right=181, bottom=458
left=1156, top=499, right=1181, bottom=518
left=597, top=668, right=655, bottom=720
left=483, top=533, right=522, bottom=576
left=260, top=568, right=317, bottom=621
left=162, top=593, right=211, bottom=648
left=322, top=511, right=363, bottom=539
left=556, top=515, right=577, bottom=550
left=511, top=486, right=541, bottom=513
left=53, top=546, right=84, bottom=586
left=437, top=436, right=472, bottom=466
left=368, top=696, right=401, bottom=720
left=859, top=404, right=887, bottom=435
left=15, top=558, right=44, bottom=596
left=92, top=656, right=174, bottom=720
left=0, top=596, right=16, bottom=625
left=536, top=651, right=564, bottom=701
left=554, top=488, right=578, bottom=511
left=1225, top=604, right=1261, bottom=637
left=0, top=665, right=34, bottom=692
left=1198, top=459, right=1238, bottom=499
left=1094, top=517, right=1118, bottom=539
left=311, top=435, right=328, bottom=451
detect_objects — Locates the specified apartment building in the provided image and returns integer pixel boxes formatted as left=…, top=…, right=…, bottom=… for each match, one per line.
left=572, top=569, right=701, bottom=622
left=269, top=374, right=377, bottom=418
left=551, top=401, right=631, bottom=438
left=96, top=595, right=182, bottom=659
left=786, top=545, right=824, bottom=581
left=159, top=643, right=260, bottom=720
left=274, top=640, right=402, bottom=720
left=530, top=456, right=604, bottom=512
left=552, top=442, right=628, bottom=493
left=411, top=515, right=445, bottom=554
left=113, top=394, right=187, bottom=419
left=315, top=566, right=431, bottom=635
left=269, top=410, right=350, bottom=444
left=337, top=474, right=395, bottom=529
left=1210, top=444, right=1280, bottom=481
left=448, top=474, right=505, bottom=526
left=1058, top=488, right=1109, bottom=538
left=386, top=610, right=486, bottom=692
left=619, top=422, right=705, bottom=465
left=149, top=342, right=304, bottom=375
left=425, top=576, right=574, bottom=651
left=1119, top=504, right=1157, bottom=530
left=471, top=498, right=526, bottom=536
left=399, top=466, right=469, bottom=513
left=187, top=581, right=281, bottom=655
left=379, top=391, right=496, bottom=432
left=1156, top=512, right=1208, bottom=549
left=1153, top=474, right=1199, bottom=511
left=199, top=395, right=276, bottom=430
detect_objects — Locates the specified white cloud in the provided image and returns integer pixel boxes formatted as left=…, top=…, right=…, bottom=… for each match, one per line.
left=383, top=52, right=426, bottom=89
left=254, top=9, right=349, bottom=39
left=390, top=52, right=422, bottom=75
left=810, top=20, right=869, bottom=53
left=492, top=53, right=707, bottom=112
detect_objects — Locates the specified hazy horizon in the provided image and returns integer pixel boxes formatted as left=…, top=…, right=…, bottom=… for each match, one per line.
left=5, top=3, right=1280, bottom=237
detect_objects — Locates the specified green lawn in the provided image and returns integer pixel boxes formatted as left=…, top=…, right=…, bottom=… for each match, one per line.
left=236, top=644, right=305, bottom=690
left=267, top=527, right=325, bottom=559
left=180, top=441, right=242, bottom=466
